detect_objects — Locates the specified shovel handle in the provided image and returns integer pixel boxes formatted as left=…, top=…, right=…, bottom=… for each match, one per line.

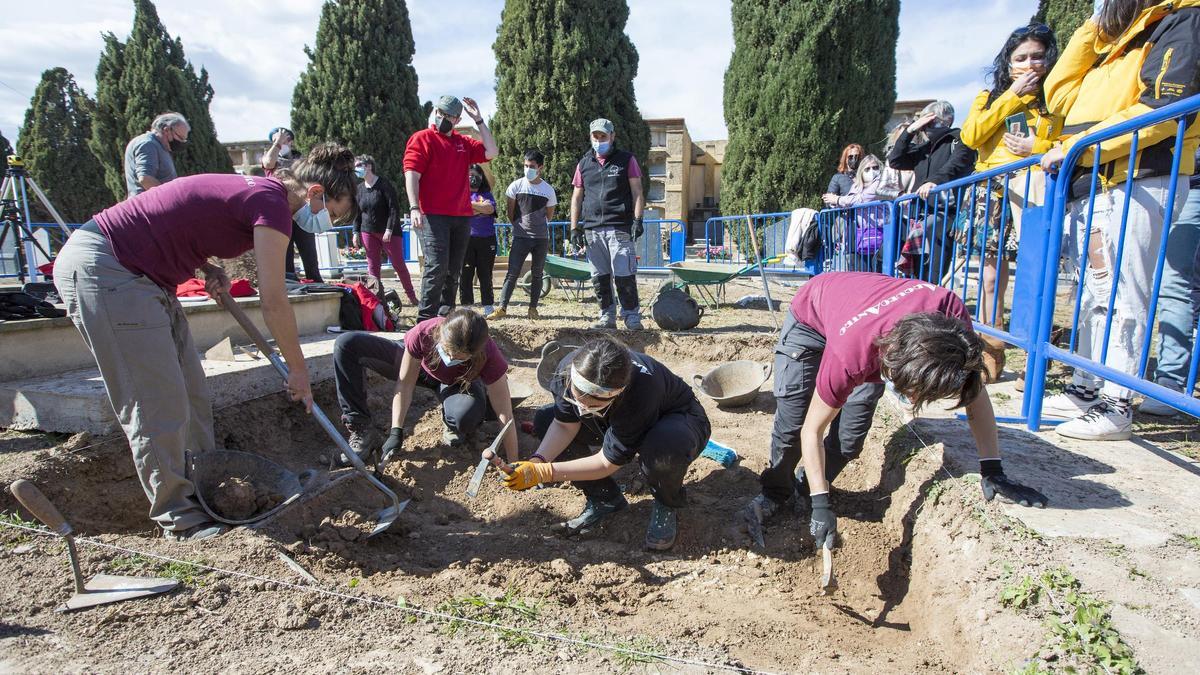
left=9, top=480, right=72, bottom=536
left=218, top=290, right=276, bottom=357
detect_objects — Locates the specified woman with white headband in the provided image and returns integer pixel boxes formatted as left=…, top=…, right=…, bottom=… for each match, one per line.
left=502, top=336, right=710, bottom=551
left=331, top=307, right=518, bottom=464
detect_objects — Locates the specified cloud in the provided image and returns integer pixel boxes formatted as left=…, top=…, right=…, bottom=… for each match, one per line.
left=0, top=0, right=1040, bottom=148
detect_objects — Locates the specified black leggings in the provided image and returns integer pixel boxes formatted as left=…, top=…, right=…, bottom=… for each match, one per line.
left=286, top=226, right=324, bottom=282
left=333, top=331, right=489, bottom=434
left=459, top=235, right=497, bottom=306
left=532, top=401, right=709, bottom=508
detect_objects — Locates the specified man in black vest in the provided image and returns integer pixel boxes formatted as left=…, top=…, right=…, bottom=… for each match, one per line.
left=570, top=118, right=646, bottom=330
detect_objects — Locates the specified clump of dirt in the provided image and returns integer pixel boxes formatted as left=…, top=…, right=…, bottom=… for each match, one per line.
left=220, top=252, right=258, bottom=287
left=209, top=477, right=284, bottom=521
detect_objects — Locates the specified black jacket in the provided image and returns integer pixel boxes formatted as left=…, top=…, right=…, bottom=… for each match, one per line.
left=353, top=174, right=400, bottom=235
left=886, top=127, right=977, bottom=190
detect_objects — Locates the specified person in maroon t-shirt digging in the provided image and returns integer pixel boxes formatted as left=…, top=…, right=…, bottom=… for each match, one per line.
left=332, top=308, right=519, bottom=461
left=740, top=272, right=1047, bottom=550
left=404, top=95, right=498, bottom=321
left=53, top=144, right=358, bottom=542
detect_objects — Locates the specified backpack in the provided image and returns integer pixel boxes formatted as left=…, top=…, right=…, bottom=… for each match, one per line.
left=338, top=289, right=365, bottom=331
left=798, top=222, right=823, bottom=261
left=651, top=287, right=703, bottom=331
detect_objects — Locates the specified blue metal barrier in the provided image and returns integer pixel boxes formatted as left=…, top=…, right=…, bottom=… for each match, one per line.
left=701, top=213, right=808, bottom=274
left=812, top=201, right=898, bottom=276
left=1028, top=93, right=1200, bottom=427
left=495, top=220, right=683, bottom=269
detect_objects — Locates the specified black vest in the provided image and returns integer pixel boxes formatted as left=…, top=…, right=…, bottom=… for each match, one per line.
left=576, top=149, right=634, bottom=229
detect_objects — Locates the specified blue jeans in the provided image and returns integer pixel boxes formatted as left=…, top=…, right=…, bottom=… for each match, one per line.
left=1153, top=186, right=1200, bottom=390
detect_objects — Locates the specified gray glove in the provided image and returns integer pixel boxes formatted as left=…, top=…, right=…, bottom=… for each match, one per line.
left=809, top=492, right=836, bottom=548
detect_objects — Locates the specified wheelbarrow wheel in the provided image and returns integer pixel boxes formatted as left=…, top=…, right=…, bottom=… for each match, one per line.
left=519, top=271, right=553, bottom=298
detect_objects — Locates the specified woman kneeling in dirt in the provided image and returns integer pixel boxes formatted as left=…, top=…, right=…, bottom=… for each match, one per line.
left=332, top=308, right=518, bottom=463
left=53, top=143, right=358, bottom=542
left=741, top=271, right=1047, bottom=549
left=502, top=336, right=711, bottom=551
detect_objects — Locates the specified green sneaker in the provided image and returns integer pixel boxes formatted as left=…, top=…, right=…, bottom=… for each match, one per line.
left=553, top=495, right=628, bottom=536
left=645, top=501, right=677, bottom=550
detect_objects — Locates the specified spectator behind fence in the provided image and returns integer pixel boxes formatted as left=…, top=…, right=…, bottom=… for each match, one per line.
left=459, top=164, right=498, bottom=312
left=570, top=118, right=646, bottom=330
left=827, top=144, right=865, bottom=198
left=490, top=150, right=557, bottom=321
left=1142, top=147, right=1200, bottom=416
left=822, top=154, right=886, bottom=272
left=1039, top=0, right=1199, bottom=440
left=263, top=126, right=323, bottom=283
left=353, top=154, right=418, bottom=306
left=887, top=101, right=978, bottom=280
left=959, top=23, right=1062, bottom=327
left=876, top=122, right=917, bottom=200
left=124, top=112, right=188, bottom=198
left=405, top=95, right=498, bottom=320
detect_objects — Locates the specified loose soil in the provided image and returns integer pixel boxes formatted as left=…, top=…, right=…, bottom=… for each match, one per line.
left=209, top=477, right=284, bottom=522
left=1, top=277, right=1196, bottom=672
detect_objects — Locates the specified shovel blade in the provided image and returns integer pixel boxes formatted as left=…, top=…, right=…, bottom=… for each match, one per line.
left=366, top=499, right=410, bottom=538
left=58, top=574, right=179, bottom=612
left=819, top=546, right=837, bottom=595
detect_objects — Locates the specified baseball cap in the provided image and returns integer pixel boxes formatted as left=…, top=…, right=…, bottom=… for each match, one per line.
left=589, top=118, right=614, bottom=135
left=436, top=95, right=463, bottom=118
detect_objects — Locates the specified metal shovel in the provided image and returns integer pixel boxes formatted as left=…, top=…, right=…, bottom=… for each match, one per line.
left=9, top=479, right=179, bottom=612
left=219, top=291, right=407, bottom=537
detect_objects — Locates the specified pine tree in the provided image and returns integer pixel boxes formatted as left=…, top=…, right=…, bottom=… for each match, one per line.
left=722, top=0, right=899, bottom=216
left=1032, top=0, right=1093, bottom=39
left=492, top=0, right=650, bottom=214
left=17, top=68, right=113, bottom=222
left=291, top=0, right=425, bottom=191
left=89, top=0, right=232, bottom=201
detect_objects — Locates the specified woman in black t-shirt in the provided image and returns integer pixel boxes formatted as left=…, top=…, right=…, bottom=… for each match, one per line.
left=502, top=336, right=710, bottom=551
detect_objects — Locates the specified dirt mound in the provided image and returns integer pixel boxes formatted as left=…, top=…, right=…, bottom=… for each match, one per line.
left=209, top=477, right=283, bottom=521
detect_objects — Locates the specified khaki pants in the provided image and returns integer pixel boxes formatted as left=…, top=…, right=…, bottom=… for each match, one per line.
left=54, top=227, right=213, bottom=531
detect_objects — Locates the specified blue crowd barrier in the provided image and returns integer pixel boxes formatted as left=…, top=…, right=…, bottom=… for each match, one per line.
left=702, top=212, right=809, bottom=274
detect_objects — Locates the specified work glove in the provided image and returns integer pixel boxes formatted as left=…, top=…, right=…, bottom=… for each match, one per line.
left=380, top=427, right=404, bottom=464
left=631, top=217, right=644, bottom=240
left=980, top=459, right=1047, bottom=508
left=502, top=461, right=555, bottom=491
left=809, top=492, right=837, bottom=549
left=570, top=226, right=585, bottom=251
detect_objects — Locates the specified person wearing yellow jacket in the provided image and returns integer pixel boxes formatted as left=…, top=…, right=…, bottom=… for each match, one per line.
left=960, top=23, right=1062, bottom=327
left=1040, top=0, right=1200, bottom=441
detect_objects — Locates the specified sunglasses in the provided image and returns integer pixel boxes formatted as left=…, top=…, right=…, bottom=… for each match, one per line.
left=1013, top=23, right=1052, bottom=38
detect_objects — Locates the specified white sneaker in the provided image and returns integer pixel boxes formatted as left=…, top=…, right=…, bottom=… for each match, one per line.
left=1055, top=403, right=1133, bottom=441
left=1138, top=394, right=1180, bottom=417
left=1042, top=390, right=1096, bottom=419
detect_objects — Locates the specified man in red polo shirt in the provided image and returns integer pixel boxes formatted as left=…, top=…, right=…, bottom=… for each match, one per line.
left=404, top=95, right=498, bottom=320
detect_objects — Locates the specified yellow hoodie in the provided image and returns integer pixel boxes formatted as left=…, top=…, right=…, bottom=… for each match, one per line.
left=1044, top=0, right=1200, bottom=193
left=960, top=89, right=1061, bottom=172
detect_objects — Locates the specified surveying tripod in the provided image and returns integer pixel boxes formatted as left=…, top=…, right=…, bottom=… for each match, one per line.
left=0, top=155, right=73, bottom=284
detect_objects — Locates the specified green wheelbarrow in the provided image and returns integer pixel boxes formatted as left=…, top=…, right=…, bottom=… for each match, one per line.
left=666, top=256, right=783, bottom=309
left=519, top=254, right=592, bottom=302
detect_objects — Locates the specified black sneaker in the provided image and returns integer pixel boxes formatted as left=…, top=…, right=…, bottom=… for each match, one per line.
left=553, top=495, right=629, bottom=536
left=164, top=522, right=227, bottom=542
left=339, top=418, right=381, bottom=466
left=645, top=501, right=677, bottom=550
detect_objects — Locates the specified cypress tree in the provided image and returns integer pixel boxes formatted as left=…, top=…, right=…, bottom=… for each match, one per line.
left=0, top=130, right=12, bottom=160
left=492, top=0, right=650, bottom=214
left=18, top=68, right=112, bottom=222
left=89, top=0, right=232, bottom=201
left=1032, top=0, right=1093, bottom=38
left=722, top=0, right=899, bottom=216
left=291, top=0, right=425, bottom=190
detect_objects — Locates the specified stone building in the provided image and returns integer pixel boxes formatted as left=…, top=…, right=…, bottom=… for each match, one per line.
left=225, top=140, right=271, bottom=174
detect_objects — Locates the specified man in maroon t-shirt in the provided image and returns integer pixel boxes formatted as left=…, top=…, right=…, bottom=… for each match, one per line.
left=404, top=95, right=497, bottom=320
left=741, top=272, right=1047, bottom=550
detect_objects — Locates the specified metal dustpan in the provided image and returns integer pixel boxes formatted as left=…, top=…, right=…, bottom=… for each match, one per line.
left=190, top=449, right=309, bottom=525
left=9, top=479, right=179, bottom=612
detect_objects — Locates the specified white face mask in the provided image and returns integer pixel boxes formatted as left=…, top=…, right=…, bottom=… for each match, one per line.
left=437, top=342, right=467, bottom=367
left=524, top=167, right=539, bottom=181
left=565, top=387, right=617, bottom=417
left=293, top=193, right=333, bottom=234
left=864, top=168, right=880, bottom=183
left=279, top=144, right=291, bottom=156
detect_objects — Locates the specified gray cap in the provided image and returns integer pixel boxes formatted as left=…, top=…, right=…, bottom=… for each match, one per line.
left=435, top=95, right=462, bottom=117
left=589, top=118, right=614, bottom=135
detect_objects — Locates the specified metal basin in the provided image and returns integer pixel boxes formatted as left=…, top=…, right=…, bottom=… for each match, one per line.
left=693, top=361, right=772, bottom=408
left=536, top=341, right=580, bottom=392
left=190, top=449, right=311, bottom=525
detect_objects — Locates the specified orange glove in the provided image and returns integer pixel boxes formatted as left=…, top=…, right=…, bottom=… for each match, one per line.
left=503, top=461, right=555, bottom=491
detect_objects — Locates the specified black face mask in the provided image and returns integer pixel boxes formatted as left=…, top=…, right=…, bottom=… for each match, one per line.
left=847, top=157, right=860, bottom=172
left=169, top=139, right=187, bottom=153
left=436, top=115, right=454, bottom=135
left=469, top=175, right=481, bottom=190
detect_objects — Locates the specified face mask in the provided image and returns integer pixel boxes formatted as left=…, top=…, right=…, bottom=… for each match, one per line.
left=592, top=139, right=611, bottom=156
left=566, top=388, right=616, bottom=418
left=847, top=156, right=860, bottom=172
left=864, top=168, right=880, bottom=182
left=437, top=342, right=467, bottom=367
left=355, top=167, right=367, bottom=179
left=469, top=175, right=481, bottom=190
left=436, top=114, right=454, bottom=135
left=279, top=144, right=292, bottom=156
left=524, top=167, right=539, bottom=181
left=169, top=138, right=186, bottom=153
left=293, top=193, right=333, bottom=234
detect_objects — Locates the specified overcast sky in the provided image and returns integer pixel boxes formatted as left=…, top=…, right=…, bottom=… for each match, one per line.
left=0, top=0, right=1039, bottom=145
